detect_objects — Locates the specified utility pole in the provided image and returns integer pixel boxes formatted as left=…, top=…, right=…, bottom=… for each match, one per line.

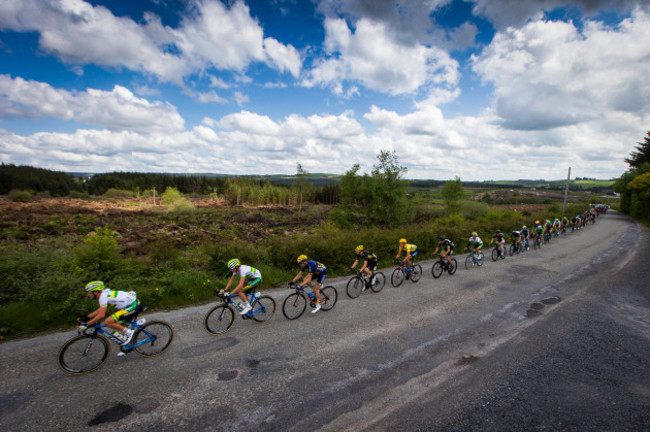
left=153, top=187, right=156, bottom=206
left=562, top=167, right=571, bottom=214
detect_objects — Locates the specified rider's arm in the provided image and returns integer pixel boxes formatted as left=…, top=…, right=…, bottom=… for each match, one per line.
left=351, top=259, right=359, bottom=269
left=432, top=246, right=439, bottom=255
left=359, top=260, right=368, bottom=272
left=86, top=307, right=107, bottom=326
left=301, top=273, right=313, bottom=286
left=224, top=273, right=236, bottom=291
left=291, top=271, right=303, bottom=284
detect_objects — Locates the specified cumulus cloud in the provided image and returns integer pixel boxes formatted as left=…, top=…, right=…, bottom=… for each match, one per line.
left=303, top=17, right=459, bottom=96
left=0, top=0, right=301, bottom=84
left=472, top=9, right=650, bottom=130
left=0, top=75, right=185, bottom=133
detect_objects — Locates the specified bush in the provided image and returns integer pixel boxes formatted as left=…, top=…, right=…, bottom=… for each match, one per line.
left=9, top=189, right=32, bottom=202
left=69, top=190, right=89, bottom=199
left=103, top=188, right=135, bottom=198
left=162, top=187, right=195, bottom=213
left=73, top=228, right=125, bottom=280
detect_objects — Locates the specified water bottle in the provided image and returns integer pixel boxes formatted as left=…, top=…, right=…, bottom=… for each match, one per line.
left=235, top=301, right=243, bottom=311
left=136, top=318, right=146, bottom=326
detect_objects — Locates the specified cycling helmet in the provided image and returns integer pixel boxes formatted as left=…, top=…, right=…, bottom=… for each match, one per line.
left=355, top=245, right=364, bottom=252
left=439, top=235, right=446, bottom=241
left=471, top=232, right=478, bottom=237
left=227, top=258, right=240, bottom=271
left=535, top=220, right=540, bottom=224
left=85, top=281, right=105, bottom=292
left=399, top=238, right=407, bottom=243
left=496, top=229, right=501, bottom=234
left=297, top=254, right=308, bottom=264
left=522, top=225, right=527, bottom=229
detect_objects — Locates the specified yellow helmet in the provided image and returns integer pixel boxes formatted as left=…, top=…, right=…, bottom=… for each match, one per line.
left=355, top=245, right=364, bottom=252
left=297, top=254, right=308, bottom=263
left=399, top=238, right=407, bottom=243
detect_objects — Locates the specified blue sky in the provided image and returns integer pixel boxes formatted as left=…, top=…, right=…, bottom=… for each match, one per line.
left=1, top=0, right=649, bottom=180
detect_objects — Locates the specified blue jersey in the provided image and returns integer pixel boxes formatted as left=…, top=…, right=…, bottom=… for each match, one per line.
left=306, top=260, right=326, bottom=275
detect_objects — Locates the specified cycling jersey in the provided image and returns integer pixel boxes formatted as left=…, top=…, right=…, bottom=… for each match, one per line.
left=305, top=260, right=327, bottom=285
left=236, top=265, right=262, bottom=281
left=467, top=236, right=483, bottom=248
left=511, top=231, right=521, bottom=238
left=98, top=289, right=138, bottom=322
left=400, top=243, right=418, bottom=253
left=534, top=225, right=544, bottom=235
left=493, top=233, right=505, bottom=243
left=521, top=228, right=530, bottom=237
left=358, top=251, right=378, bottom=269
left=438, top=239, right=454, bottom=252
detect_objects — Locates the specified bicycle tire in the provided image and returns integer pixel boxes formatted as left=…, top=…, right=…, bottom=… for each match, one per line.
left=282, top=293, right=306, bottom=320
left=391, top=267, right=405, bottom=287
left=319, top=286, right=338, bottom=311
left=57, top=334, right=109, bottom=374
left=252, top=296, right=276, bottom=323
left=431, top=261, right=443, bottom=278
left=410, top=264, right=423, bottom=282
left=477, top=252, right=484, bottom=266
left=204, top=305, right=235, bottom=335
left=465, top=255, right=474, bottom=269
left=370, top=272, right=385, bottom=293
left=346, top=276, right=364, bottom=299
left=509, top=244, right=516, bottom=256
left=491, top=248, right=499, bottom=261
left=133, top=321, right=174, bottom=357
left=449, top=258, right=458, bottom=275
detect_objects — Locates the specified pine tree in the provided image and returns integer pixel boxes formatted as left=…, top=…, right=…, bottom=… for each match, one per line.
left=624, top=131, right=650, bottom=168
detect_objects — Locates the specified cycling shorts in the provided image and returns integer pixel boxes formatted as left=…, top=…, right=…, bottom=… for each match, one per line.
left=313, top=270, right=327, bottom=285
left=408, top=250, right=419, bottom=258
left=111, top=300, right=139, bottom=322
left=243, top=277, right=262, bottom=291
left=365, top=260, right=378, bottom=271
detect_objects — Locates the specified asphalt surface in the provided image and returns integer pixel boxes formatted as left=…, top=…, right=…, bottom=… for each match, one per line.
left=0, top=211, right=648, bottom=431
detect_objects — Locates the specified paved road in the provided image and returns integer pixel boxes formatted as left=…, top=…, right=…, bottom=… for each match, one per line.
left=1, top=211, right=648, bottom=431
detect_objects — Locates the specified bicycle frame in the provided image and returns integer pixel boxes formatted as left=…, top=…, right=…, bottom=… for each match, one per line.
left=83, top=322, right=154, bottom=352
left=220, top=291, right=265, bottom=319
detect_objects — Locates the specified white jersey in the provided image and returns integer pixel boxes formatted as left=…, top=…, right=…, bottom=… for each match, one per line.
left=98, top=289, right=137, bottom=309
left=237, top=265, right=262, bottom=280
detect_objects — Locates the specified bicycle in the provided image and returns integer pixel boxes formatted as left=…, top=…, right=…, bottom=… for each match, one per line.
left=204, top=289, right=276, bottom=335
left=509, top=241, right=524, bottom=256
left=491, top=244, right=506, bottom=261
left=282, top=282, right=338, bottom=320
left=346, top=269, right=386, bottom=299
left=533, top=235, right=543, bottom=249
left=464, top=250, right=484, bottom=269
left=390, top=259, right=422, bottom=287
left=544, top=230, right=552, bottom=244
left=57, top=307, right=173, bottom=374
left=431, top=255, right=458, bottom=278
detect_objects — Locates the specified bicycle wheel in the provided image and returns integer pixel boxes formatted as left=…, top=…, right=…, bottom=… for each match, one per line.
left=477, top=252, right=484, bottom=266
left=319, top=286, right=338, bottom=311
left=410, top=264, right=423, bottom=282
left=133, top=321, right=174, bottom=357
left=465, top=255, right=474, bottom=269
left=509, top=244, right=516, bottom=256
left=204, top=305, right=235, bottom=335
left=282, top=293, right=307, bottom=320
left=391, top=267, right=405, bottom=287
left=449, top=258, right=458, bottom=275
left=346, top=276, right=364, bottom=299
left=370, top=272, right=385, bottom=293
left=57, top=335, right=109, bottom=374
left=431, top=261, right=443, bottom=278
left=491, top=248, right=499, bottom=261
left=251, top=296, right=276, bottom=323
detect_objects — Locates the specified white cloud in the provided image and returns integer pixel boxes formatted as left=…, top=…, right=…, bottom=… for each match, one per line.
left=0, top=0, right=302, bottom=85
left=0, top=75, right=184, bottom=133
left=472, top=9, right=650, bottom=131
left=303, top=17, right=459, bottom=96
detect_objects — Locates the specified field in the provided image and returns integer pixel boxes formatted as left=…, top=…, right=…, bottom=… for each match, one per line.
left=0, top=188, right=601, bottom=339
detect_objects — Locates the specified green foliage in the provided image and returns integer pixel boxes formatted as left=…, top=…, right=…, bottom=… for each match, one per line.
left=73, top=228, right=124, bottom=280
left=69, top=190, right=89, bottom=199
left=0, top=163, right=82, bottom=196
left=162, top=187, right=196, bottom=213
left=615, top=163, right=650, bottom=216
left=624, top=131, right=650, bottom=168
left=441, top=177, right=464, bottom=214
left=461, top=201, right=489, bottom=219
left=9, top=189, right=32, bottom=202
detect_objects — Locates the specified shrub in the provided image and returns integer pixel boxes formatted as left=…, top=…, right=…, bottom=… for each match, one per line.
left=9, top=189, right=31, bottom=202
left=73, top=228, right=125, bottom=280
left=69, top=190, right=89, bottom=199
left=162, top=187, right=195, bottom=213
left=103, top=188, right=135, bottom=198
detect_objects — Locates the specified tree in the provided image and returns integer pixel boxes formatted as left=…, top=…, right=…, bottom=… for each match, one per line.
left=440, top=177, right=464, bottom=215
left=292, top=163, right=313, bottom=213
left=624, top=131, right=650, bottom=168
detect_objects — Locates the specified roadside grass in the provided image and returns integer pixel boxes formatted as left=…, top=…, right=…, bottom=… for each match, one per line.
left=0, top=196, right=593, bottom=340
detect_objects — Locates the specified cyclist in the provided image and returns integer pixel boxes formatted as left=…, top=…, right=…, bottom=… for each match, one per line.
left=220, top=259, right=262, bottom=315
left=463, top=232, right=483, bottom=261
left=533, top=221, right=544, bottom=245
left=395, top=238, right=418, bottom=271
left=520, top=225, right=531, bottom=249
left=292, top=255, right=326, bottom=313
left=553, top=218, right=562, bottom=235
left=561, top=216, right=569, bottom=232
left=80, top=281, right=137, bottom=345
left=490, top=229, right=506, bottom=257
left=544, top=219, right=553, bottom=237
left=432, top=235, right=454, bottom=269
left=510, top=229, right=522, bottom=250
left=351, top=245, right=378, bottom=290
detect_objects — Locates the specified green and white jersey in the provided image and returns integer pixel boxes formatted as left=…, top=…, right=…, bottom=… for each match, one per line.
left=237, top=265, right=262, bottom=280
left=98, top=289, right=137, bottom=310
